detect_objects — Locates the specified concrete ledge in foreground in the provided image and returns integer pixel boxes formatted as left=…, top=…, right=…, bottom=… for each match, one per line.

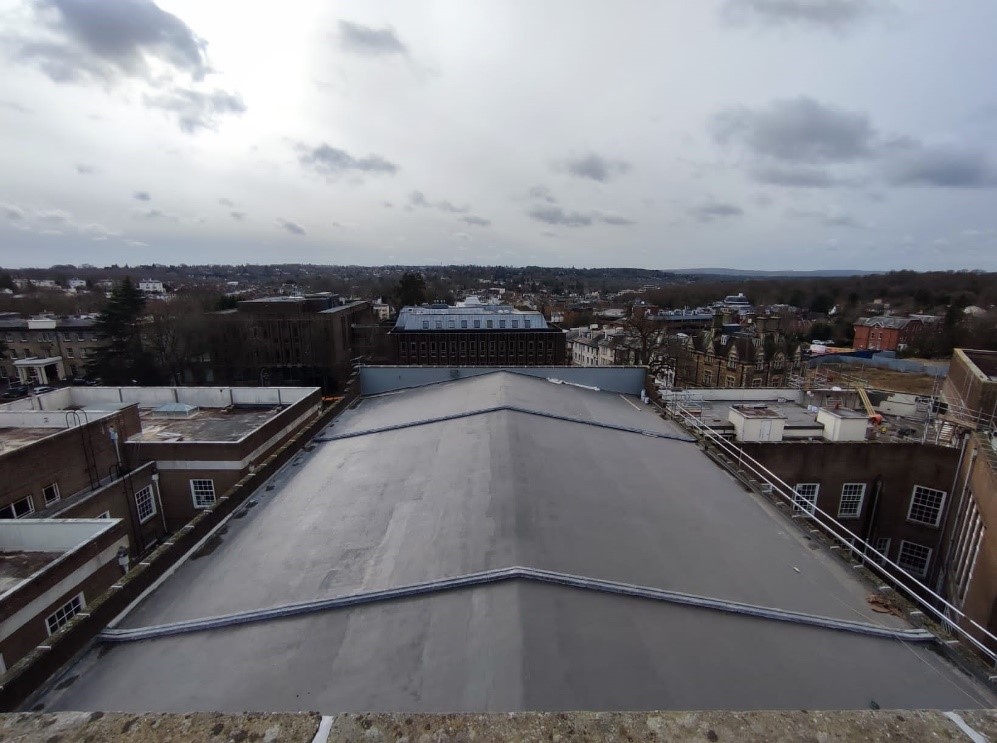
left=2, top=710, right=996, bottom=742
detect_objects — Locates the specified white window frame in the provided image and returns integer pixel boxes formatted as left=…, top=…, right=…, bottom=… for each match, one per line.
left=907, top=485, right=947, bottom=527
left=837, top=483, right=866, bottom=519
left=190, top=479, right=216, bottom=509
left=45, top=592, right=85, bottom=635
left=135, top=485, right=156, bottom=523
left=897, top=540, right=933, bottom=577
left=0, top=495, right=35, bottom=519
left=793, top=483, right=819, bottom=516
left=871, top=537, right=891, bottom=566
left=42, top=482, right=61, bottom=506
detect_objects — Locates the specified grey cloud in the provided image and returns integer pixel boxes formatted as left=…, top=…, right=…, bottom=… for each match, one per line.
left=230, top=211, right=245, bottom=221
left=528, top=205, right=633, bottom=227
left=409, top=190, right=469, bottom=213
left=15, top=0, right=209, bottom=85
left=437, top=200, right=468, bottom=214
left=722, top=0, right=884, bottom=31
left=529, top=206, right=593, bottom=227
left=749, top=163, right=839, bottom=187
left=786, top=208, right=864, bottom=227
left=689, top=202, right=744, bottom=222
left=37, top=209, right=70, bottom=224
left=132, top=207, right=175, bottom=221
left=278, top=219, right=306, bottom=235
left=460, top=215, right=491, bottom=227
left=218, top=197, right=235, bottom=207
left=338, top=20, right=407, bottom=56
left=528, top=186, right=557, bottom=203
left=559, top=153, right=632, bottom=182
left=2, top=203, right=26, bottom=220
left=143, top=87, right=246, bottom=133
left=881, top=140, right=997, bottom=188
left=596, top=211, right=635, bottom=226
left=0, top=100, right=31, bottom=113
left=383, top=201, right=393, bottom=208
left=298, top=143, right=398, bottom=177
left=75, top=163, right=97, bottom=175
left=713, top=97, right=875, bottom=163
left=133, top=191, right=151, bottom=201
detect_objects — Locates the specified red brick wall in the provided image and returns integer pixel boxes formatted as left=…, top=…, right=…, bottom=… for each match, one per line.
left=1, top=406, right=141, bottom=515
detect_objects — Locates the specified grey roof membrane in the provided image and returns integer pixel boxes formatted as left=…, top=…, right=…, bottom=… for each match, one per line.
left=41, top=372, right=995, bottom=713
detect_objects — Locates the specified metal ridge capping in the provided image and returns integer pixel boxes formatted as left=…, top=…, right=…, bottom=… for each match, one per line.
left=99, top=566, right=933, bottom=644
left=314, top=405, right=697, bottom=443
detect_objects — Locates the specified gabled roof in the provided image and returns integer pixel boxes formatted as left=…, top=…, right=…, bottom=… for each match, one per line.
left=40, top=372, right=994, bottom=713
left=855, top=316, right=921, bottom=329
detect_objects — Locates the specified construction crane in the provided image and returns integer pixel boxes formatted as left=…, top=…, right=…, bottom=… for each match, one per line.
left=856, top=386, right=883, bottom=425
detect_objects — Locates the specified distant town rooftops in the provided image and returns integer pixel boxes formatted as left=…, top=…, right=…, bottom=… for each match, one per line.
left=0, top=315, right=97, bottom=330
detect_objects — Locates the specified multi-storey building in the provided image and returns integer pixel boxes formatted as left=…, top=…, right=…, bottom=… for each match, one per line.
left=679, top=312, right=802, bottom=388
left=203, top=294, right=372, bottom=391
left=2, top=386, right=322, bottom=530
left=0, top=316, right=104, bottom=384
left=389, top=304, right=566, bottom=366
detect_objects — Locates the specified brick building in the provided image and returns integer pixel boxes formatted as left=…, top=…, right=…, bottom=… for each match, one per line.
left=0, top=519, right=129, bottom=674
left=679, top=313, right=802, bottom=388
left=389, top=305, right=566, bottom=366
left=0, top=316, right=104, bottom=385
left=740, top=442, right=960, bottom=590
left=203, top=294, right=372, bottom=392
left=2, top=386, right=323, bottom=531
left=0, top=404, right=163, bottom=554
left=852, top=316, right=925, bottom=352
left=941, top=431, right=997, bottom=652
left=943, top=349, right=997, bottom=423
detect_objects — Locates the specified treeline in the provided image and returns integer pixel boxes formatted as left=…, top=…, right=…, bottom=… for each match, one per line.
left=643, top=271, right=997, bottom=315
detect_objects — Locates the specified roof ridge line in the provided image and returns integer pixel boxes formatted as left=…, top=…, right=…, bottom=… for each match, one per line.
left=98, top=566, right=932, bottom=645
left=314, top=405, right=695, bottom=444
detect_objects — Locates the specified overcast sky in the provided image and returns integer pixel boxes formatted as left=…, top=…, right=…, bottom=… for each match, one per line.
left=2, top=0, right=997, bottom=271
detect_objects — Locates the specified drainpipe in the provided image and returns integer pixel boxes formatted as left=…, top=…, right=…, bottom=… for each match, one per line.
left=862, top=475, right=882, bottom=560
left=151, top=471, right=169, bottom=534
left=109, top=426, right=122, bottom=466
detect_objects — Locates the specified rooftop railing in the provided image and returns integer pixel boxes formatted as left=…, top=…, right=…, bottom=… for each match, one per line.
left=670, top=401, right=997, bottom=668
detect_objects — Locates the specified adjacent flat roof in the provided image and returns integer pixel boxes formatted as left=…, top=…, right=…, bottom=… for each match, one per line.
left=40, top=373, right=994, bottom=713
left=0, top=551, right=60, bottom=593
left=130, top=406, right=283, bottom=443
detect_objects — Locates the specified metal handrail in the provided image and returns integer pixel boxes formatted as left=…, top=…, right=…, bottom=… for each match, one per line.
left=672, top=403, right=997, bottom=666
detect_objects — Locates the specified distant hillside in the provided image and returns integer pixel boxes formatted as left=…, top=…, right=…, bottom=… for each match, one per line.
left=671, top=268, right=879, bottom=278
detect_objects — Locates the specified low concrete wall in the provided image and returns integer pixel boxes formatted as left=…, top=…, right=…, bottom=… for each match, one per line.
left=1, top=710, right=995, bottom=742
left=0, top=520, right=121, bottom=553
left=360, top=366, right=647, bottom=395
left=662, top=388, right=804, bottom=403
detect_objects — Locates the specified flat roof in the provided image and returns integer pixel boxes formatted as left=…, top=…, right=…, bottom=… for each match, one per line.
left=39, top=373, right=994, bottom=712
left=0, top=426, right=63, bottom=453
left=130, top=406, right=283, bottom=443
left=0, top=551, right=60, bottom=593
left=730, top=404, right=786, bottom=419
left=962, top=349, right=997, bottom=379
